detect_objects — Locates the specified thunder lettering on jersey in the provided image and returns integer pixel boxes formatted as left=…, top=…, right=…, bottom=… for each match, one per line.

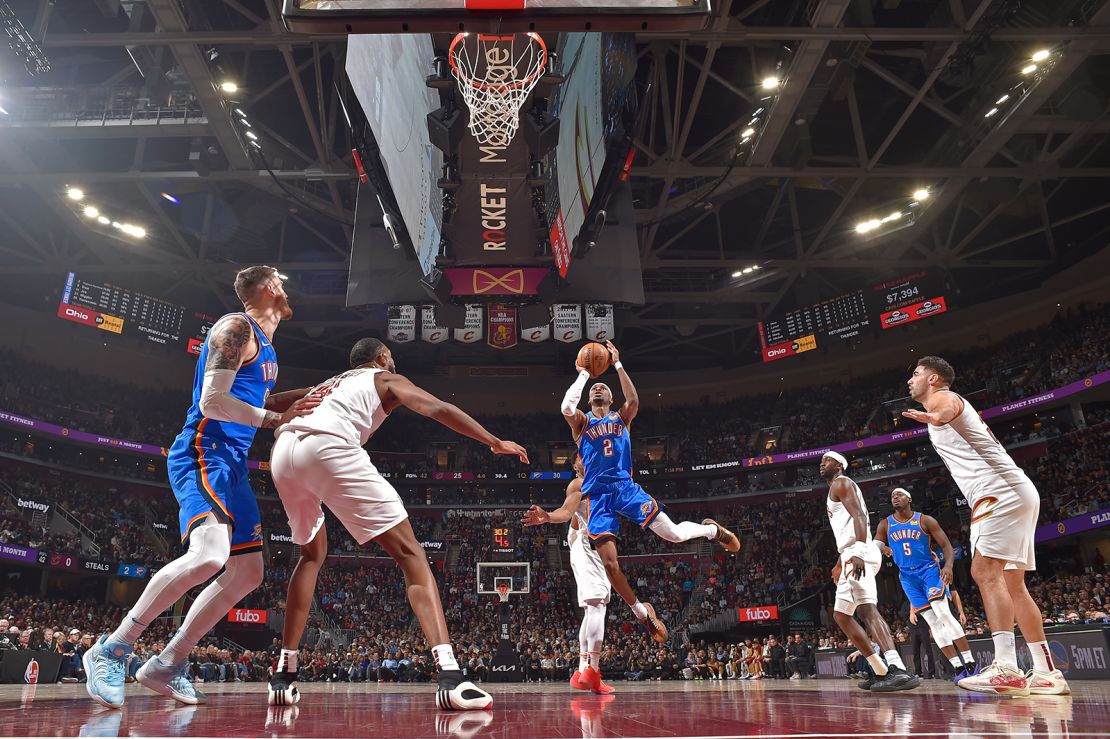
left=179, top=313, right=278, bottom=454
left=577, top=411, right=632, bottom=493
left=887, top=512, right=938, bottom=570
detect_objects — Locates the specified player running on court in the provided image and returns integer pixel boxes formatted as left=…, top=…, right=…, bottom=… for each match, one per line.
left=560, top=341, right=740, bottom=642
left=267, top=338, right=529, bottom=710
left=522, top=458, right=616, bottom=695
left=905, top=355, right=1069, bottom=696
left=84, top=266, right=317, bottom=709
left=821, top=452, right=920, bottom=692
left=874, top=487, right=978, bottom=683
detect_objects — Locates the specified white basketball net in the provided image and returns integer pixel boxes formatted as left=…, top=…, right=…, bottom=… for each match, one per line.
left=449, top=33, right=548, bottom=148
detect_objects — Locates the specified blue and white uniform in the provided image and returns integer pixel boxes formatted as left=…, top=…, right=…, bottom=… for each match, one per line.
left=887, top=511, right=952, bottom=614
left=166, top=313, right=277, bottom=554
left=576, top=410, right=662, bottom=542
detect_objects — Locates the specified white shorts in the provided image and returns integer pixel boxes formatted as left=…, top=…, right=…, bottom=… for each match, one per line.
left=967, top=477, right=1039, bottom=571
left=834, top=541, right=881, bottom=616
left=270, top=429, right=408, bottom=546
left=568, top=526, right=610, bottom=607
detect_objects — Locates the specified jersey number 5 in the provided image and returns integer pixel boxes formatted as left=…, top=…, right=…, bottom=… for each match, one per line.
left=903, top=542, right=913, bottom=558
left=602, top=438, right=614, bottom=457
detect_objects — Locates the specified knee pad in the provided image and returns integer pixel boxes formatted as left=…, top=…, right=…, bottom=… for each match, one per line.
left=929, top=602, right=964, bottom=645
left=918, top=608, right=953, bottom=648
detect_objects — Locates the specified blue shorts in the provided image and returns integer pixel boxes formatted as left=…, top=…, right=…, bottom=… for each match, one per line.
left=899, top=562, right=952, bottom=613
left=166, top=422, right=263, bottom=555
left=582, top=479, right=665, bottom=544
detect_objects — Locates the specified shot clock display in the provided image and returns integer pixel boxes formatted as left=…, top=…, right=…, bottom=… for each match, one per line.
left=491, top=525, right=515, bottom=557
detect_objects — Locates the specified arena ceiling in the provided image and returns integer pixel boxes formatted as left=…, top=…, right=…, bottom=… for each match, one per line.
left=1, top=0, right=1109, bottom=371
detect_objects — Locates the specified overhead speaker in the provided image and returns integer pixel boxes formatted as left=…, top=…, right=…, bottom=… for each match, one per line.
left=519, top=303, right=551, bottom=327
left=523, top=114, right=560, bottom=156
left=437, top=303, right=467, bottom=330
left=419, top=267, right=453, bottom=304
left=427, top=105, right=464, bottom=154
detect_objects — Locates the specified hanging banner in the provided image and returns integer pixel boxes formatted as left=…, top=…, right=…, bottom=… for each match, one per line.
left=521, top=323, right=551, bottom=343
left=387, top=305, right=417, bottom=343
left=553, top=304, right=583, bottom=343
left=487, top=304, right=518, bottom=350
left=454, top=304, right=484, bottom=344
left=421, top=306, right=449, bottom=344
left=584, top=304, right=614, bottom=342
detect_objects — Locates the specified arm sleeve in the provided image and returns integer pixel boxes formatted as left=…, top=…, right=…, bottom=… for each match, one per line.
left=198, top=369, right=268, bottom=427
left=560, top=369, right=591, bottom=417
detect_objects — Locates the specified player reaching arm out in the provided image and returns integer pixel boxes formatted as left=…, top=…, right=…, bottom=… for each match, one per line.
left=902, top=387, right=962, bottom=426
left=606, top=341, right=639, bottom=425
left=522, top=477, right=583, bottom=528
left=199, top=315, right=318, bottom=429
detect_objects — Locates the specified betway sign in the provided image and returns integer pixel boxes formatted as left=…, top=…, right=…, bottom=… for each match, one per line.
left=737, top=605, right=779, bottom=622
left=227, top=608, right=267, bottom=625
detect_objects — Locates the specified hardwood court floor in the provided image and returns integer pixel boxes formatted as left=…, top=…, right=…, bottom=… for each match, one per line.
left=2, top=678, right=1108, bottom=738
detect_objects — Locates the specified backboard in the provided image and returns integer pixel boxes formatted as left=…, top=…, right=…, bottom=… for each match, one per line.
left=282, top=0, right=711, bottom=34
left=476, top=561, right=531, bottom=595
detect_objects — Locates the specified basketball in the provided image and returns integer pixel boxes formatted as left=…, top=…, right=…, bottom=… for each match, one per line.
left=577, top=342, right=611, bottom=378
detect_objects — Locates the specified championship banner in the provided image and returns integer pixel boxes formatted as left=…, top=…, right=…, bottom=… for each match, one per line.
left=387, top=305, right=417, bottom=343
left=420, top=306, right=449, bottom=344
left=584, top=304, right=614, bottom=342
left=521, top=306, right=552, bottom=343
left=443, top=267, right=549, bottom=297
left=454, top=304, right=484, bottom=344
left=487, top=304, right=518, bottom=350
left=553, top=304, right=582, bottom=343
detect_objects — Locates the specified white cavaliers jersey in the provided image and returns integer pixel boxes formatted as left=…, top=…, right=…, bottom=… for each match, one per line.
left=925, top=391, right=1030, bottom=503
left=826, top=475, right=871, bottom=554
left=278, top=368, right=388, bottom=446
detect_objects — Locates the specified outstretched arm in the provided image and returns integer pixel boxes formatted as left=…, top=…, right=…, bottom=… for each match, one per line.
left=606, top=341, right=639, bottom=425
left=265, top=388, right=315, bottom=413
left=522, top=483, right=582, bottom=527
left=561, top=361, right=590, bottom=438
left=902, top=390, right=962, bottom=426
left=380, top=373, right=528, bottom=462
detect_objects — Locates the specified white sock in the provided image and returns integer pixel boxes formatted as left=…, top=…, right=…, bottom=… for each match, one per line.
left=160, top=552, right=263, bottom=665
left=278, top=648, right=298, bottom=673
left=1028, top=640, right=1054, bottom=673
left=588, top=651, right=600, bottom=670
left=992, top=631, right=1017, bottom=670
left=949, top=655, right=963, bottom=669
left=865, top=653, right=888, bottom=676
left=578, top=653, right=588, bottom=672
left=961, top=650, right=975, bottom=666
left=432, top=643, right=459, bottom=672
left=630, top=601, right=648, bottom=620
left=109, top=615, right=148, bottom=646
left=883, top=650, right=906, bottom=671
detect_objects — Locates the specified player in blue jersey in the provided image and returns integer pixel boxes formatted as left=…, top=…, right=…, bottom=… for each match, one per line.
left=84, top=266, right=318, bottom=709
left=560, top=341, right=740, bottom=643
left=874, top=487, right=978, bottom=683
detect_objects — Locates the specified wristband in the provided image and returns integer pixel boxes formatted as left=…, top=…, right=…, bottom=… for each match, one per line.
left=613, top=361, right=623, bottom=370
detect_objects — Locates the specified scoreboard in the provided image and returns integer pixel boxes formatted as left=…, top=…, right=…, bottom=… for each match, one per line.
left=57, top=272, right=216, bottom=356
left=758, top=272, right=948, bottom=363
left=491, top=526, right=515, bottom=557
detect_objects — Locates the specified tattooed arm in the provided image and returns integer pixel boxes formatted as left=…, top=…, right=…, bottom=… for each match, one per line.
left=197, top=315, right=275, bottom=427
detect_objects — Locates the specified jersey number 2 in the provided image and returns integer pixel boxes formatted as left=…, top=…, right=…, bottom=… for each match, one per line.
left=602, top=438, right=614, bottom=457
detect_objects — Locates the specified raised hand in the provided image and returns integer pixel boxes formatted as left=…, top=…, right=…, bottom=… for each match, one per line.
left=521, top=505, right=550, bottom=527
left=491, top=439, right=529, bottom=464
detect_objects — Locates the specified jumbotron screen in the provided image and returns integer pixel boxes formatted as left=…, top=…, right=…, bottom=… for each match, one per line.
left=57, top=272, right=216, bottom=356
left=758, top=272, right=948, bottom=363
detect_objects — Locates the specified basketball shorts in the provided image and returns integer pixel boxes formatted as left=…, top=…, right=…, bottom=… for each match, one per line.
left=270, top=429, right=408, bottom=546
left=582, top=479, right=665, bottom=543
left=833, top=541, right=882, bottom=615
left=967, top=476, right=1039, bottom=571
left=166, top=425, right=262, bottom=555
left=567, top=525, right=611, bottom=607
left=899, top=563, right=952, bottom=613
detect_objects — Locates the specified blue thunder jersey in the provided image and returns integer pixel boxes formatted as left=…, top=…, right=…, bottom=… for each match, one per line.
left=886, top=512, right=939, bottom=571
left=577, top=411, right=632, bottom=493
left=178, top=313, right=279, bottom=455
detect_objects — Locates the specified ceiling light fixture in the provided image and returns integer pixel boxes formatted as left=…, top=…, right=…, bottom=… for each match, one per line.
left=220, top=81, right=238, bottom=93
left=912, top=188, right=930, bottom=201
left=83, top=206, right=98, bottom=218
left=985, top=107, right=999, bottom=118
left=995, top=94, right=1010, bottom=104
left=760, top=76, right=780, bottom=90
left=66, top=187, right=84, bottom=201
left=1021, top=64, right=1037, bottom=75
left=1031, top=49, right=1051, bottom=62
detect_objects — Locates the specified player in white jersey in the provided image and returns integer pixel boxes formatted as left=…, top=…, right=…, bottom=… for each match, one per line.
left=266, top=338, right=529, bottom=710
left=821, top=452, right=920, bottom=692
left=522, top=458, right=616, bottom=695
left=905, top=356, right=1069, bottom=696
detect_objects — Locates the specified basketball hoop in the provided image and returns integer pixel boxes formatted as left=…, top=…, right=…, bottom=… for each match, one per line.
left=449, top=32, right=548, bottom=148
left=495, top=582, right=512, bottom=603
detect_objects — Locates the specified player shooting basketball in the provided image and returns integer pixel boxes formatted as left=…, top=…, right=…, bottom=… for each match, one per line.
left=559, top=341, right=740, bottom=643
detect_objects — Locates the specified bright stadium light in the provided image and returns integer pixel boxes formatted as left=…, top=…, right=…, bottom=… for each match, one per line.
left=1021, top=64, right=1037, bottom=75
left=761, top=76, right=780, bottom=90
left=742, top=127, right=755, bottom=138
left=912, top=188, right=930, bottom=201
left=220, top=81, right=238, bottom=93
left=244, top=130, right=258, bottom=140
left=66, top=187, right=84, bottom=201
left=731, top=270, right=743, bottom=278
left=1031, top=49, right=1051, bottom=62
left=985, top=107, right=999, bottom=118
left=96, top=215, right=110, bottom=225
left=83, top=206, right=99, bottom=218
left=995, top=94, right=1010, bottom=104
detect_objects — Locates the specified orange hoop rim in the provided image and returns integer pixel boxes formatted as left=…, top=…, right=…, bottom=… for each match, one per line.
left=448, top=32, right=548, bottom=91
